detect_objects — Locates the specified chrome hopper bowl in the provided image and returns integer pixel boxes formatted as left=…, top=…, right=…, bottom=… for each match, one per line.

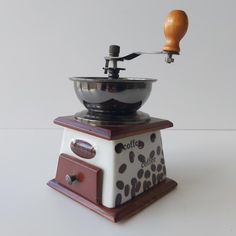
left=70, top=77, right=156, bottom=114
left=70, top=77, right=157, bottom=125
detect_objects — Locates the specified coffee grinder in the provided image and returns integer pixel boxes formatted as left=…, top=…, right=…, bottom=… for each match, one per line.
left=48, top=10, right=189, bottom=222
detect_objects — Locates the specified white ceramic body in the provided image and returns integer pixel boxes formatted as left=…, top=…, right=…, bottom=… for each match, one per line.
left=60, top=128, right=166, bottom=208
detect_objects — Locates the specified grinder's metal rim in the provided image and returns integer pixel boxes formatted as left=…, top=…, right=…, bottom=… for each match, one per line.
left=70, top=77, right=157, bottom=83
left=74, top=110, right=150, bottom=126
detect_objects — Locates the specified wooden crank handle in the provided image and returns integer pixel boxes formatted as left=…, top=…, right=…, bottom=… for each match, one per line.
left=162, top=10, right=188, bottom=54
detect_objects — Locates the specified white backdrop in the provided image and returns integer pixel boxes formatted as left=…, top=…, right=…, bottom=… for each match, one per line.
left=0, top=0, right=235, bottom=129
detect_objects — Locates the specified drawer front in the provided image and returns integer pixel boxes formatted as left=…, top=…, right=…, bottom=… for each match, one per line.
left=55, top=153, right=102, bottom=204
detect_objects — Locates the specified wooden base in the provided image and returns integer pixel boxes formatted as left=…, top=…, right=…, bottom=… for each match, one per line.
left=47, top=178, right=177, bottom=223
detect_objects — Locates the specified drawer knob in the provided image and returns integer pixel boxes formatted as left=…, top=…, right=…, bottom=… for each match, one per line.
left=65, top=174, right=78, bottom=185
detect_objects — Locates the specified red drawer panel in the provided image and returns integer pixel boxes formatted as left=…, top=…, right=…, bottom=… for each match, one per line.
left=55, top=153, right=102, bottom=204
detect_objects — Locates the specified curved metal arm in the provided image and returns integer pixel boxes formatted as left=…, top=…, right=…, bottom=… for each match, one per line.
left=103, top=45, right=177, bottom=78
left=105, top=51, right=165, bottom=61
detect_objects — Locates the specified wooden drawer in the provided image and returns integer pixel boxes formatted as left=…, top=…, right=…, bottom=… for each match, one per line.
left=55, top=153, right=102, bottom=204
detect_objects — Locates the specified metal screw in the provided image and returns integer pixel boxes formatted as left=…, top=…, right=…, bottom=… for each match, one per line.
left=165, top=54, right=174, bottom=63
left=65, top=175, right=77, bottom=185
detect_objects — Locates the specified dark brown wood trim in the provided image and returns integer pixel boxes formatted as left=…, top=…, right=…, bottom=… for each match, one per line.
left=54, top=116, right=173, bottom=140
left=47, top=177, right=177, bottom=223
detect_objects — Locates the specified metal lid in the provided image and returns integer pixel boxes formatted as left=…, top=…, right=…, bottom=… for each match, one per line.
left=70, top=77, right=157, bottom=83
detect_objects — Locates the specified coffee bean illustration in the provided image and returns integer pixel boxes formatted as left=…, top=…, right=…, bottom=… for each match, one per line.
left=157, top=164, right=162, bottom=172
left=160, top=158, right=165, bottom=164
left=163, top=166, right=166, bottom=175
left=150, top=133, right=156, bottom=142
left=138, top=141, right=144, bottom=149
left=151, top=164, right=156, bottom=172
left=157, top=146, right=161, bottom=155
left=150, top=150, right=155, bottom=159
left=137, top=169, right=144, bottom=179
left=116, top=180, right=124, bottom=190
left=135, top=181, right=141, bottom=192
left=138, top=154, right=146, bottom=163
left=147, top=181, right=151, bottom=189
left=160, top=173, right=164, bottom=180
left=124, top=184, right=130, bottom=197
left=119, top=163, right=127, bottom=173
left=115, top=193, right=122, bottom=206
left=129, top=151, right=135, bottom=163
left=157, top=173, right=163, bottom=182
left=152, top=173, right=157, bottom=185
left=131, top=186, right=136, bottom=198
left=131, top=177, right=137, bottom=186
left=115, top=143, right=123, bottom=154
left=144, top=170, right=151, bottom=179
left=143, top=180, right=147, bottom=191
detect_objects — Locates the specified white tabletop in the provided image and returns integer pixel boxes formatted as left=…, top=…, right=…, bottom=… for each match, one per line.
left=0, top=129, right=235, bottom=236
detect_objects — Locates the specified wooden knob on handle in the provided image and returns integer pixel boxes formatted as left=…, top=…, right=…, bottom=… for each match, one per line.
left=162, top=10, right=188, bottom=54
